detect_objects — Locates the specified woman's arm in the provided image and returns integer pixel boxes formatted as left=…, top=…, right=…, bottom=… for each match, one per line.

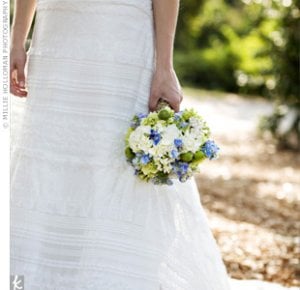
left=10, top=0, right=36, bottom=97
left=149, top=0, right=183, bottom=112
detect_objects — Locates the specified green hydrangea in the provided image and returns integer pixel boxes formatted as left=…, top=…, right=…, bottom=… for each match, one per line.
left=141, top=112, right=159, bottom=126
left=141, top=161, right=157, bottom=177
left=125, top=127, right=134, bottom=145
left=182, top=108, right=199, bottom=121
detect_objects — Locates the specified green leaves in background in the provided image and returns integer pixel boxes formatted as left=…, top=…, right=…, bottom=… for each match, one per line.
left=174, top=0, right=299, bottom=102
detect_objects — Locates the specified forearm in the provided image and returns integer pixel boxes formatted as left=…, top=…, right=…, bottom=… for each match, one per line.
left=152, top=0, right=180, bottom=70
left=11, top=0, right=37, bottom=49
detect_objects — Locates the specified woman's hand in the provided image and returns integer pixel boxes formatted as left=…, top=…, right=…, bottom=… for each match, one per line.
left=10, top=47, right=28, bottom=97
left=149, top=67, right=183, bottom=112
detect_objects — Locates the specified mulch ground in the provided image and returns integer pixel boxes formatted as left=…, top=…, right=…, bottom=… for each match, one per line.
left=195, top=133, right=300, bottom=287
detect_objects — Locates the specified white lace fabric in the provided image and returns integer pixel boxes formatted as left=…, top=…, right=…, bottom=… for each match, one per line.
left=10, top=0, right=232, bottom=289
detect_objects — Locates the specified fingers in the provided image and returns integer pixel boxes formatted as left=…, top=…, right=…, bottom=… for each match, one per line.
left=164, top=90, right=183, bottom=112
left=148, top=89, right=160, bottom=112
left=10, top=81, right=28, bottom=97
left=17, top=66, right=26, bottom=89
left=149, top=90, right=182, bottom=113
left=167, top=98, right=180, bottom=112
left=10, top=79, right=27, bottom=97
left=10, top=61, right=27, bottom=98
left=172, top=102, right=180, bottom=112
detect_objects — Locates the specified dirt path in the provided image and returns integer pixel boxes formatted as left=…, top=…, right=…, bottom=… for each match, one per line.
left=182, top=89, right=300, bottom=289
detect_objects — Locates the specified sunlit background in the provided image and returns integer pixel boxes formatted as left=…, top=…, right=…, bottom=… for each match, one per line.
left=10, top=0, right=299, bottom=288
left=174, top=1, right=299, bottom=288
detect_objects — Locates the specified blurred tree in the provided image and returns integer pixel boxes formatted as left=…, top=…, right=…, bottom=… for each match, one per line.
left=271, top=0, right=299, bottom=104
left=174, top=0, right=275, bottom=94
left=175, top=0, right=204, bottom=50
left=174, top=0, right=299, bottom=99
left=259, top=0, right=299, bottom=150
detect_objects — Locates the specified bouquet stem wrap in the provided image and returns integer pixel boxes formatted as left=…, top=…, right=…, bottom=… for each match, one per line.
left=156, top=99, right=170, bottom=111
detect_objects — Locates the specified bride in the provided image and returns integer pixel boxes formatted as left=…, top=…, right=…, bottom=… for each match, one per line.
left=10, top=0, right=232, bottom=289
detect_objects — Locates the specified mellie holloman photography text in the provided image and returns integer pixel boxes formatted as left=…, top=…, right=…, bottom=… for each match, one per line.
left=1, top=0, right=9, bottom=130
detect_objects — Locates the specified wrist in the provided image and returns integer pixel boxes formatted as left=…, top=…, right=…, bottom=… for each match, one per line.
left=155, top=61, right=174, bottom=72
left=11, top=33, right=26, bottom=51
left=155, top=64, right=174, bottom=72
left=10, top=42, right=26, bottom=52
left=155, top=59, right=174, bottom=71
left=155, top=50, right=174, bottom=71
left=10, top=36, right=26, bottom=49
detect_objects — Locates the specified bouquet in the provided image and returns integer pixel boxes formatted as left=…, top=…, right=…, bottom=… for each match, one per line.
left=124, top=99, right=220, bottom=185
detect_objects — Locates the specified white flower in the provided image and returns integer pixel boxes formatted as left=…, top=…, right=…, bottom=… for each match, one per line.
left=182, top=131, right=203, bottom=153
left=189, top=116, right=204, bottom=131
left=148, top=143, right=171, bottom=157
left=161, top=124, right=181, bottom=146
left=129, top=125, right=152, bottom=153
left=155, top=121, right=165, bottom=133
left=153, top=155, right=173, bottom=173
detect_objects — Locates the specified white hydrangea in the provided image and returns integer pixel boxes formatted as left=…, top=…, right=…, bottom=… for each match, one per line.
left=182, top=131, right=203, bottom=153
left=153, top=155, right=173, bottom=173
left=148, top=143, right=171, bottom=157
left=154, top=121, right=165, bottom=133
left=179, top=117, right=207, bottom=153
left=189, top=116, right=204, bottom=131
left=153, top=158, right=163, bottom=171
left=160, top=157, right=173, bottom=173
left=128, top=125, right=152, bottom=153
left=161, top=124, right=181, bottom=146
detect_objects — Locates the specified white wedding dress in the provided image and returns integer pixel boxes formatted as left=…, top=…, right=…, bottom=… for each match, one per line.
left=10, top=0, right=232, bottom=289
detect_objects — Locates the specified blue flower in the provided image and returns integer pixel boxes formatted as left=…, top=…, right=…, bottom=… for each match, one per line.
left=140, top=154, right=150, bottom=164
left=179, top=162, right=189, bottom=174
left=179, top=121, right=188, bottom=128
left=149, top=129, right=161, bottom=145
left=174, top=115, right=180, bottom=121
left=171, top=149, right=179, bottom=159
left=172, top=161, right=189, bottom=179
left=201, top=140, right=220, bottom=160
left=131, top=113, right=147, bottom=128
left=174, top=111, right=183, bottom=121
left=174, top=138, right=183, bottom=148
left=137, top=113, right=147, bottom=120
